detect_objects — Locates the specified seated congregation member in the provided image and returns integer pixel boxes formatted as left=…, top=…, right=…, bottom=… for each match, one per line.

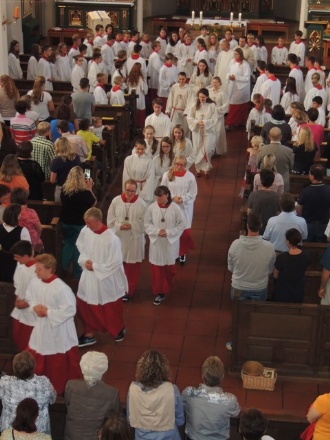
left=253, top=154, right=284, bottom=193
left=291, top=126, right=317, bottom=174
left=239, top=408, right=275, bottom=440
left=26, top=253, right=81, bottom=394
left=60, top=166, right=96, bottom=278
left=107, top=179, right=147, bottom=301
left=263, top=193, right=307, bottom=252
left=0, top=185, right=10, bottom=222
left=64, top=351, right=121, bottom=440
left=257, top=127, right=294, bottom=192
left=0, top=122, right=17, bottom=166
left=227, top=213, right=275, bottom=301
left=300, top=107, right=324, bottom=159
left=17, top=141, right=45, bottom=201
left=307, top=392, right=330, bottom=440
left=122, top=139, right=155, bottom=206
left=76, top=207, right=128, bottom=346
left=31, top=122, right=56, bottom=179
left=0, top=204, right=31, bottom=282
left=0, top=154, right=29, bottom=198
left=0, top=351, right=56, bottom=434
left=10, top=240, right=37, bottom=351
left=161, top=156, right=197, bottom=265
left=27, top=76, right=54, bottom=123
left=273, top=228, right=311, bottom=303
left=10, top=99, right=37, bottom=145
left=247, top=169, right=281, bottom=234
left=182, top=356, right=240, bottom=440
left=144, top=186, right=185, bottom=305
left=260, top=105, right=292, bottom=146
left=296, top=164, right=330, bottom=242
left=145, top=98, right=171, bottom=142
left=11, top=188, right=43, bottom=252
left=127, top=349, right=184, bottom=439
left=0, top=398, right=51, bottom=440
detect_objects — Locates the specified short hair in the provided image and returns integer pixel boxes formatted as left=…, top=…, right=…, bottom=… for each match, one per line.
left=117, top=49, right=127, bottom=59
left=202, top=356, right=225, bottom=387
left=79, top=118, right=90, bottom=131
left=95, top=24, right=104, bottom=32
left=307, top=107, right=319, bottom=122
left=17, top=141, right=33, bottom=158
left=113, top=76, right=123, bottom=85
left=72, top=34, right=81, bottom=42
left=96, top=72, right=106, bottom=82
left=80, top=77, right=89, bottom=89
left=309, top=163, right=325, bottom=181
left=285, top=228, right=302, bottom=247
left=178, top=71, right=186, bottom=77
left=307, top=55, right=316, bottom=64
left=295, top=30, right=303, bottom=37
left=12, top=398, right=38, bottom=433
left=152, top=98, right=163, bottom=107
left=11, top=187, right=28, bottom=205
left=114, top=59, right=124, bottom=69
left=35, top=253, right=57, bottom=273
left=265, top=63, right=275, bottom=74
left=288, top=53, right=298, bottom=64
left=57, top=119, right=70, bottom=133
left=10, top=240, right=33, bottom=257
left=257, top=60, right=266, bottom=70
left=247, top=213, right=261, bottom=233
left=13, top=351, right=36, bottom=380
left=15, top=98, right=28, bottom=115
left=79, top=43, right=87, bottom=52
left=279, top=193, right=295, bottom=212
left=92, top=52, right=102, bottom=61
left=271, top=104, right=285, bottom=121
left=84, top=207, right=103, bottom=222
left=152, top=41, right=160, bottom=49
left=37, top=121, right=50, bottom=135
left=312, top=96, right=323, bottom=106
left=239, top=408, right=268, bottom=440
left=260, top=168, right=275, bottom=188
left=134, top=138, right=146, bottom=148
left=99, top=413, right=130, bottom=440
left=133, top=43, right=142, bottom=53
left=2, top=204, right=21, bottom=226
left=124, top=179, right=138, bottom=189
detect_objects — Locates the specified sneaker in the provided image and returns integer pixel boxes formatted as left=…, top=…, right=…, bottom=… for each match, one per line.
left=115, top=328, right=126, bottom=342
left=78, top=336, right=97, bottom=348
left=122, top=294, right=131, bottom=302
left=225, top=341, right=232, bottom=351
left=153, top=294, right=165, bottom=305
left=179, top=254, right=186, bottom=265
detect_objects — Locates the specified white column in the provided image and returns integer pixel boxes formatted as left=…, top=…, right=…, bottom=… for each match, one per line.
left=299, top=0, right=308, bottom=38
left=136, top=0, right=143, bottom=33
left=0, top=1, right=9, bottom=75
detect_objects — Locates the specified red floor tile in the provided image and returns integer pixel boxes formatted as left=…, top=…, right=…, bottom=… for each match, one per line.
left=179, top=348, right=213, bottom=368
left=183, top=334, right=217, bottom=352
left=153, top=318, right=187, bottom=334
left=150, top=332, right=184, bottom=350
left=186, top=319, right=219, bottom=336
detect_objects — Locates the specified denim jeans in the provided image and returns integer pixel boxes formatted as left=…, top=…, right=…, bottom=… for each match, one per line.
left=231, top=286, right=267, bottom=301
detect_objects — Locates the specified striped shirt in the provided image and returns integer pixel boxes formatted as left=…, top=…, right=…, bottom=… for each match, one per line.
left=10, top=114, right=37, bottom=145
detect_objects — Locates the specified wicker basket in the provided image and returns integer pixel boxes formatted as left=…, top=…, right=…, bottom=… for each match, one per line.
left=241, top=361, right=277, bottom=391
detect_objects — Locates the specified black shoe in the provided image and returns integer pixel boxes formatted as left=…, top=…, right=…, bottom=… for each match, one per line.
left=176, top=257, right=180, bottom=263
left=122, top=294, right=130, bottom=302
left=115, top=328, right=126, bottom=342
left=153, top=294, right=165, bottom=305
left=78, top=336, right=97, bottom=348
left=179, top=254, right=186, bottom=265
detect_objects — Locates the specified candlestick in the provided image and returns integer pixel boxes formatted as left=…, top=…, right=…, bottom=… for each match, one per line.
left=200, top=11, right=203, bottom=21
left=230, top=12, right=233, bottom=22
left=13, top=6, right=19, bottom=20
left=238, top=12, right=242, bottom=22
left=192, top=11, right=195, bottom=22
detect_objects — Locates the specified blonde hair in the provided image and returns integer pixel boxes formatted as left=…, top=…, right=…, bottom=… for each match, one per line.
left=294, top=109, right=308, bottom=125
left=0, top=154, right=23, bottom=182
left=62, top=166, right=88, bottom=195
left=263, top=153, right=277, bottom=173
left=250, top=135, right=264, bottom=151
left=54, top=137, right=76, bottom=161
left=35, top=253, right=56, bottom=273
left=171, top=124, right=186, bottom=153
left=294, top=126, right=314, bottom=152
left=37, top=121, right=50, bottom=136
left=168, top=155, right=187, bottom=182
left=31, top=76, right=46, bottom=105
left=207, top=32, right=219, bottom=51
left=84, top=207, right=102, bottom=222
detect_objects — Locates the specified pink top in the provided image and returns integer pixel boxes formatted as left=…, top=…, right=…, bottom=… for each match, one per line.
left=19, top=207, right=43, bottom=248
left=301, top=123, right=324, bottom=159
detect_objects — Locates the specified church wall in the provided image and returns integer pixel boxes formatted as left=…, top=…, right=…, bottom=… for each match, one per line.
left=273, top=0, right=300, bottom=22
left=143, top=0, right=178, bottom=18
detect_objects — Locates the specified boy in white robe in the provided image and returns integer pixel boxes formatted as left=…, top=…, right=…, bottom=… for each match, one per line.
left=10, top=240, right=37, bottom=351
left=68, top=34, right=81, bottom=68
left=83, top=32, right=95, bottom=57
left=157, top=55, right=177, bottom=109
left=107, top=179, right=147, bottom=301
left=312, top=96, right=326, bottom=126
left=101, top=35, right=115, bottom=79
left=93, top=25, right=106, bottom=48
left=304, top=72, right=328, bottom=111
left=126, top=43, right=147, bottom=80
left=140, top=33, right=152, bottom=60
left=26, top=253, right=81, bottom=394
left=250, top=60, right=268, bottom=100
left=304, top=56, right=317, bottom=94
left=147, top=42, right=163, bottom=103
left=176, top=34, right=196, bottom=80
left=76, top=208, right=127, bottom=345
left=145, top=98, right=171, bottom=141
left=94, top=72, right=108, bottom=105
left=112, top=31, right=126, bottom=57
left=288, top=53, right=305, bottom=102
left=271, top=37, right=288, bottom=66
left=108, top=77, right=125, bottom=105
left=214, top=40, right=233, bottom=95
left=71, top=55, right=86, bottom=92
left=54, top=43, right=72, bottom=82
left=88, top=53, right=103, bottom=92
left=260, top=64, right=281, bottom=106
left=37, top=45, right=54, bottom=91
left=288, top=30, right=305, bottom=67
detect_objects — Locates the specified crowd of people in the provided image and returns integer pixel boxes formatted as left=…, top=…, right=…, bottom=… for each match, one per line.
left=1, top=22, right=330, bottom=440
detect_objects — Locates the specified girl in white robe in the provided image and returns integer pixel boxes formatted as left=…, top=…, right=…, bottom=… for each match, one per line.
left=27, top=46, right=40, bottom=81
left=128, top=63, right=148, bottom=128
left=187, top=60, right=212, bottom=111
left=161, top=156, right=197, bottom=263
left=207, top=33, right=220, bottom=75
left=193, top=39, right=210, bottom=70
left=207, top=77, right=229, bottom=154
left=144, top=125, right=160, bottom=157
left=8, top=40, right=23, bottom=80
left=281, top=77, right=299, bottom=114
left=165, top=73, right=190, bottom=135
left=122, top=140, right=155, bottom=205
left=187, top=88, right=217, bottom=176
left=153, top=137, right=175, bottom=189
left=171, top=124, right=194, bottom=169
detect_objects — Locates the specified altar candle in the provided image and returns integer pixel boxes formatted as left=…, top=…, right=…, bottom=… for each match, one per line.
left=230, top=12, right=233, bottom=22
left=200, top=11, right=203, bottom=21
left=192, top=11, right=195, bottom=21
left=238, top=12, right=242, bottom=22
left=13, top=6, right=19, bottom=20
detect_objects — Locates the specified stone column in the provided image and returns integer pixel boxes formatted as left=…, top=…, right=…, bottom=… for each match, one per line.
left=136, top=0, right=143, bottom=33
left=299, top=0, right=308, bottom=38
left=0, top=1, right=9, bottom=75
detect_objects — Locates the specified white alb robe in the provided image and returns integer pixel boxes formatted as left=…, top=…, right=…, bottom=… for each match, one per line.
left=227, top=60, right=251, bottom=104
left=101, top=43, right=115, bottom=76
left=94, top=86, right=108, bottom=105
left=193, top=49, right=210, bottom=69
left=147, top=52, right=163, bottom=90
left=304, top=86, right=328, bottom=111
left=144, top=112, right=171, bottom=141
left=280, top=92, right=299, bottom=114
left=289, top=67, right=305, bottom=102
left=271, top=46, right=288, bottom=65
left=8, top=53, right=23, bottom=79
left=157, top=64, right=177, bottom=98
left=177, top=43, right=196, bottom=79
left=11, top=263, right=37, bottom=326
left=88, top=62, right=102, bottom=92
left=251, top=72, right=268, bottom=100
left=37, top=58, right=53, bottom=91
left=207, top=86, right=229, bottom=154
left=289, top=41, right=305, bottom=66
left=246, top=108, right=271, bottom=139
left=214, top=50, right=234, bottom=95
left=305, top=68, right=317, bottom=94
left=140, top=41, right=152, bottom=59
left=153, top=154, right=173, bottom=188
left=71, top=64, right=85, bottom=92
left=128, top=77, right=148, bottom=110
left=54, top=55, right=72, bottom=81
left=122, top=153, right=155, bottom=204
left=173, top=138, right=194, bottom=169
left=260, top=77, right=281, bottom=106
left=27, top=56, right=39, bottom=80
left=166, top=83, right=189, bottom=133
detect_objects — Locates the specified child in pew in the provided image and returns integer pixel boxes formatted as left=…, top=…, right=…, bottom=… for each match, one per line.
left=90, top=116, right=113, bottom=139
left=108, top=77, right=125, bottom=105
left=77, top=118, right=106, bottom=165
left=239, top=136, right=264, bottom=198
left=0, top=184, right=11, bottom=223
left=10, top=240, right=37, bottom=351
left=11, top=188, right=43, bottom=252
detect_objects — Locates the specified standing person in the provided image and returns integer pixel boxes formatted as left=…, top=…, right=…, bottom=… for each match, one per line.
left=17, top=142, right=45, bottom=201
left=140, top=33, right=152, bottom=60
left=144, top=125, right=159, bottom=157
left=94, top=24, right=106, bottom=48
left=27, top=44, right=41, bottom=81
left=271, top=36, right=288, bottom=66
left=176, top=34, right=195, bottom=81
left=255, top=35, right=268, bottom=63
left=127, top=63, right=148, bottom=128
left=238, top=36, right=256, bottom=73
left=72, top=78, right=95, bottom=122
left=31, top=122, right=55, bottom=179
left=10, top=99, right=37, bottom=145
left=76, top=207, right=128, bottom=346
left=288, top=30, right=305, bottom=67
left=127, top=349, right=184, bottom=438
left=68, top=34, right=82, bottom=68
left=0, top=351, right=56, bottom=434
left=157, top=54, right=177, bottom=109
left=187, top=60, right=212, bottom=110
left=182, top=356, right=240, bottom=440
left=171, top=124, right=194, bottom=169
left=280, top=77, right=299, bottom=114
left=64, top=351, right=121, bottom=440
left=193, top=39, right=210, bottom=70
left=153, top=137, right=174, bottom=188
left=291, top=126, right=317, bottom=174
left=226, top=48, right=251, bottom=129
left=273, top=228, right=311, bottom=303
left=207, top=32, right=220, bottom=75
left=87, top=52, right=103, bottom=93
left=147, top=41, right=162, bottom=104
left=10, top=240, right=37, bottom=351
left=60, top=166, right=96, bottom=278
left=166, top=72, right=189, bottom=134
left=107, top=179, right=147, bottom=301
left=250, top=60, right=268, bottom=98
left=207, top=76, right=229, bottom=155
left=161, top=156, right=197, bottom=265
left=156, top=27, right=168, bottom=62
left=122, top=139, right=155, bottom=205
left=304, top=72, right=328, bottom=111
left=187, top=88, right=217, bottom=178
left=260, top=105, right=292, bottom=146
left=214, top=40, right=234, bottom=95
left=0, top=75, right=20, bottom=123
left=27, top=76, right=54, bottom=122
left=54, top=43, right=72, bottom=82
left=246, top=94, right=271, bottom=140
left=37, top=45, right=54, bottom=91
left=144, top=186, right=185, bottom=305
left=71, top=55, right=86, bottom=92
left=8, top=40, right=23, bottom=80
left=26, top=253, right=81, bottom=395
left=0, top=154, right=29, bottom=198
left=260, top=64, right=281, bottom=106
left=288, top=53, right=305, bottom=102
left=145, top=98, right=171, bottom=141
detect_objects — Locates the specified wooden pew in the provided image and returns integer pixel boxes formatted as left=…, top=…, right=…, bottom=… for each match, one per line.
left=289, top=173, right=330, bottom=198
left=40, top=217, right=63, bottom=269
left=0, top=282, right=16, bottom=355
left=27, top=200, right=62, bottom=224
left=230, top=299, right=330, bottom=378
